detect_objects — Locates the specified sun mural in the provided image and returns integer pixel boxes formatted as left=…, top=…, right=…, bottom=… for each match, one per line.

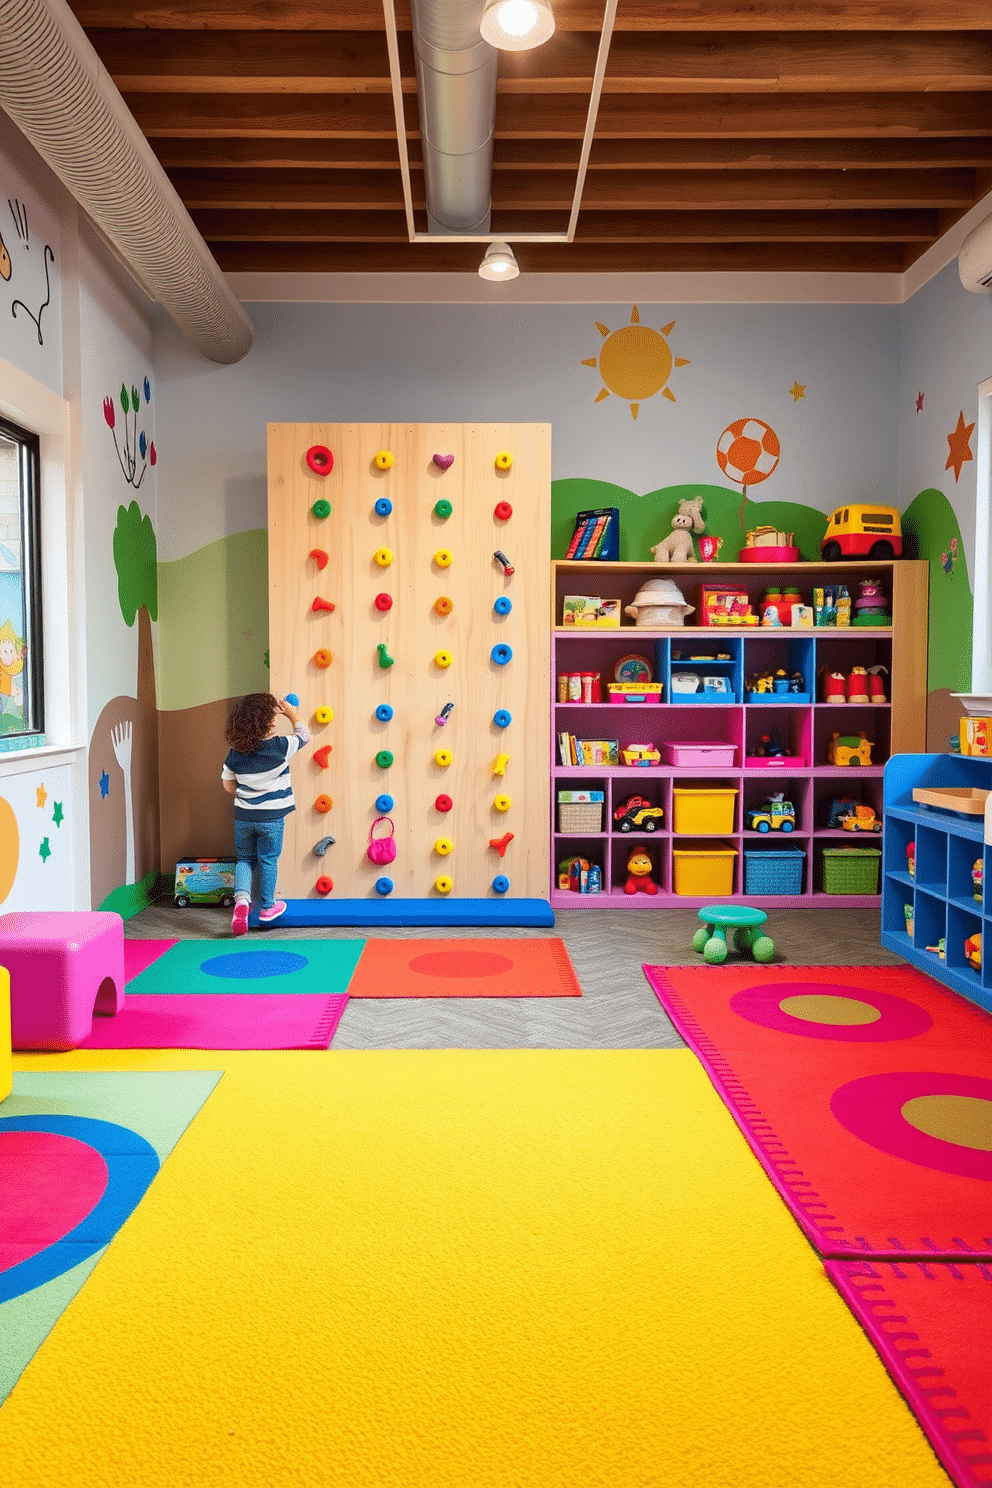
left=581, top=306, right=690, bottom=419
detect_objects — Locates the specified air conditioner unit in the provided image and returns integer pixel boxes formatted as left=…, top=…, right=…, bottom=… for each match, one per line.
left=959, top=211, right=992, bottom=293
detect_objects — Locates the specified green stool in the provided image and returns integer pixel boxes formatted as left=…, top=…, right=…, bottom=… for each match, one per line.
left=692, top=905, right=775, bottom=965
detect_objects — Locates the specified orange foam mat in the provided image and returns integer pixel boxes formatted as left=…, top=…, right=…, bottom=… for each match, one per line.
left=346, top=938, right=582, bottom=997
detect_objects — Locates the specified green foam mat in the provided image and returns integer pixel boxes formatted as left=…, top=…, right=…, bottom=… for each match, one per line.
left=125, top=938, right=366, bottom=997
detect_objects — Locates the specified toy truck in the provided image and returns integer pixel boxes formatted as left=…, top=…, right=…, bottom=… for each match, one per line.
left=613, top=795, right=665, bottom=833
left=827, top=799, right=882, bottom=832
left=745, top=799, right=796, bottom=833
left=174, top=857, right=237, bottom=908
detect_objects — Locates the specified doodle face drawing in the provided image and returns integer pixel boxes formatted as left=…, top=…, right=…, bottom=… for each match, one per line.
left=7, top=198, right=56, bottom=345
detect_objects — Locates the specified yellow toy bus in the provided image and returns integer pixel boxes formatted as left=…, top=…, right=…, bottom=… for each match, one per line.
left=820, top=504, right=902, bottom=561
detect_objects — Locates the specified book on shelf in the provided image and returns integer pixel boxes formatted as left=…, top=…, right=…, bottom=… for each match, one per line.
left=565, top=517, right=594, bottom=560
left=564, top=507, right=620, bottom=562
left=558, top=731, right=580, bottom=766
left=577, top=739, right=620, bottom=766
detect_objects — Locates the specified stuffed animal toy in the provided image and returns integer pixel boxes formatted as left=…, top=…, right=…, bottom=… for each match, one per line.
left=651, top=496, right=705, bottom=564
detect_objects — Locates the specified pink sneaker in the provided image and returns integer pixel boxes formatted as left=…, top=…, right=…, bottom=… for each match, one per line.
left=258, top=900, right=286, bottom=924
left=231, top=902, right=249, bottom=937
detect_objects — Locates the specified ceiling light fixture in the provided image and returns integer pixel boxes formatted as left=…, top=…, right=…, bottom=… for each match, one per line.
left=480, top=0, right=556, bottom=51
left=478, top=241, right=520, bottom=281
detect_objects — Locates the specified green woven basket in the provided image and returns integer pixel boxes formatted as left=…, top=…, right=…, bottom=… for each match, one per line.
left=822, top=847, right=881, bottom=895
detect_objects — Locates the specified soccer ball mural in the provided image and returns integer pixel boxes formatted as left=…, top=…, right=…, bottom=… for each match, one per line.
left=716, top=417, right=781, bottom=489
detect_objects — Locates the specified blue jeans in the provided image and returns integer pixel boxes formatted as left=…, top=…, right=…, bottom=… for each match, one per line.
left=234, top=818, right=285, bottom=910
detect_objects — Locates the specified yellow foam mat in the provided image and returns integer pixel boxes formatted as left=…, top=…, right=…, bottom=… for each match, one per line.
left=2, top=1049, right=947, bottom=1488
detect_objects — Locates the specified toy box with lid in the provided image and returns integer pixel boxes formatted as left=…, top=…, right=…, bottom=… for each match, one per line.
left=744, top=847, right=806, bottom=896
left=672, top=786, right=738, bottom=835
left=557, top=789, right=604, bottom=833
left=174, top=857, right=237, bottom=907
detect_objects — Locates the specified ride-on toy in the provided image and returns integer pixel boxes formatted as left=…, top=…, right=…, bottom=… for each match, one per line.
left=692, top=904, right=775, bottom=964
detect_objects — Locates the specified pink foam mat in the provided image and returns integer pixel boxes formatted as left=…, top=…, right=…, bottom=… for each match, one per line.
left=124, top=939, right=178, bottom=981
left=78, top=993, right=348, bottom=1050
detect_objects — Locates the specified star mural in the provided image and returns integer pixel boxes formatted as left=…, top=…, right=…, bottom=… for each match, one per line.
left=52, top=801, right=64, bottom=827
left=99, top=770, right=110, bottom=798
left=945, top=411, right=975, bottom=484
left=788, top=381, right=806, bottom=402
left=36, top=784, right=47, bottom=808
left=39, top=837, right=51, bottom=863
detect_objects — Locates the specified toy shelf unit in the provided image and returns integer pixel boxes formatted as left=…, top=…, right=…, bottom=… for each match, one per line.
left=880, top=754, right=991, bottom=1012
left=551, top=559, right=928, bottom=911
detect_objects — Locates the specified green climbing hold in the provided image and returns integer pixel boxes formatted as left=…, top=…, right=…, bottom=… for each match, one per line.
left=376, top=642, right=395, bottom=669
left=434, top=498, right=453, bottom=520
left=375, top=749, right=394, bottom=769
left=312, top=499, right=331, bottom=519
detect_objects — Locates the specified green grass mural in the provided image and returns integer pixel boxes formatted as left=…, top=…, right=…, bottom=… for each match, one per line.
left=901, top=488, right=972, bottom=694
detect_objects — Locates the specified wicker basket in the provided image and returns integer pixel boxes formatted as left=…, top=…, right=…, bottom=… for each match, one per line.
left=822, top=847, right=881, bottom=895
left=743, top=848, right=805, bottom=896
left=557, top=801, right=603, bottom=833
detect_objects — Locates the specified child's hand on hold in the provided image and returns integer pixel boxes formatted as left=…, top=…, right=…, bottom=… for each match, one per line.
left=277, top=697, right=299, bottom=723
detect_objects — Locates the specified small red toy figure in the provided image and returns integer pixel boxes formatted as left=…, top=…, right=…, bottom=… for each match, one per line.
left=624, top=848, right=659, bottom=895
left=906, top=842, right=915, bottom=878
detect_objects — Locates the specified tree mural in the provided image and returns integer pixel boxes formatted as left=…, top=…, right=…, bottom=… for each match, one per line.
left=111, top=501, right=159, bottom=888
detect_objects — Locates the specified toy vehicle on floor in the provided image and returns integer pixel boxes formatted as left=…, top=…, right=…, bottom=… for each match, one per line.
left=827, top=732, right=874, bottom=767
left=745, top=799, right=796, bottom=833
left=826, top=799, right=881, bottom=832
left=820, top=503, right=903, bottom=561
left=174, top=857, right=237, bottom=908
left=613, top=795, right=665, bottom=832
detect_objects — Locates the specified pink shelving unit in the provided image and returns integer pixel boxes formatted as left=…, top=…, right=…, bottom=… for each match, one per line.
left=550, top=558, right=929, bottom=911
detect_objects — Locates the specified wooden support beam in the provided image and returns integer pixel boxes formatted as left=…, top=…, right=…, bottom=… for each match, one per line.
left=168, top=169, right=414, bottom=210
left=584, top=137, right=992, bottom=170
left=567, top=208, right=939, bottom=241
left=124, top=92, right=413, bottom=137
left=152, top=137, right=415, bottom=170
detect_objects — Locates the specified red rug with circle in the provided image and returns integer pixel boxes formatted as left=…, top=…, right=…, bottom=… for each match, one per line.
left=347, top=938, right=581, bottom=997
left=644, top=964, right=992, bottom=1260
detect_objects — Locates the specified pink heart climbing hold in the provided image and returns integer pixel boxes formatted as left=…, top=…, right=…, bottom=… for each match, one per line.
left=432, top=453, right=454, bottom=471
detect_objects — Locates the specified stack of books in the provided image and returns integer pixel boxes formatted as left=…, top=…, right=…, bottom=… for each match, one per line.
left=558, top=734, right=620, bottom=766
left=564, top=507, right=620, bottom=561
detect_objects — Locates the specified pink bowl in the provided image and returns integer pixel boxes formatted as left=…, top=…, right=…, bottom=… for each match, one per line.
left=737, top=545, right=800, bottom=564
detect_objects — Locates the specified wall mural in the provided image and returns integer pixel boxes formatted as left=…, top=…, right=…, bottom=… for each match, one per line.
left=5, top=197, right=55, bottom=347
left=0, top=766, right=71, bottom=912
left=581, top=306, right=691, bottom=419
left=103, top=378, right=157, bottom=489
left=945, top=412, right=975, bottom=485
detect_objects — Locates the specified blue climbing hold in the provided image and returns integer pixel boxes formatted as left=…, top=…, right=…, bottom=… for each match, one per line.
left=374, top=497, right=392, bottom=518
left=493, top=709, right=511, bottom=729
left=491, top=644, right=512, bottom=666
left=375, top=877, right=394, bottom=896
left=375, top=703, right=394, bottom=722
left=284, top=693, right=299, bottom=706
left=493, top=596, right=512, bottom=616
left=375, top=794, right=394, bottom=813
left=492, top=875, right=509, bottom=894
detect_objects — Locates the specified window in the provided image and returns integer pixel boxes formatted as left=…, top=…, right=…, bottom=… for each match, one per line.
left=0, top=417, right=44, bottom=746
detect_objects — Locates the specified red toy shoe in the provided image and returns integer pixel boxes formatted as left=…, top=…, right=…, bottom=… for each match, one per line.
left=822, top=669, right=847, bottom=703
left=868, top=665, right=888, bottom=703
left=846, top=666, right=870, bottom=703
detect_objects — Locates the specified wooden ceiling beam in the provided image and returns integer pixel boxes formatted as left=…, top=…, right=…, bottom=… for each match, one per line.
left=209, top=239, right=908, bottom=272
left=87, top=28, right=405, bottom=92
left=124, top=92, right=411, bottom=137
left=68, top=1, right=992, bottom=30
left=152, top=137, right=414, bottom=170
left=584, top=137, right=992, bottom=170
left=572, top=167, right=976, bottom=210
left=168, top=170, right=415, bottom=211
left=190, top=209, right=412, bottom=241
left=569, top=208, right=938, bottom=241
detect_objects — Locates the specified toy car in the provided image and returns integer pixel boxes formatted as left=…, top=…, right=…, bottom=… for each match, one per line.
left=827, top=799, right=881, bottom=832
left=613, top=795, right=665, bottom=833
left=827, top=732, right=873, bottom=767
left=745, top=799, right=796, bottom=833
left=174, top=857, right=237, bottom=908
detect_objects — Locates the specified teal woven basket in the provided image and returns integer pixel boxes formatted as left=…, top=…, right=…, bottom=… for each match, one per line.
left=743, top=849, right=805, bottom=896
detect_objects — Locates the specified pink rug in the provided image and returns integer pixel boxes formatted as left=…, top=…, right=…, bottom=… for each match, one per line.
left=124, top=939, right=177, bottom=980
left=78, top=993, right=348, bottom=1050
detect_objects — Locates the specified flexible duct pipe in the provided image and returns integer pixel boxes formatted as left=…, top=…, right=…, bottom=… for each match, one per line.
left=0, top=0, right=253, bottom=364
left=410, top=0, right=496, bottom=235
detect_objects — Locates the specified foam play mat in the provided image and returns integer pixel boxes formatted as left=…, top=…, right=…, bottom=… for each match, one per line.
left=0, top=1049, right=949, bottom=1488
left=124, top=938, right=365, bottom=996
left=79, top=993, right=348, bottom=1050
left=827, top=1259, right=992, bottom=1488
left=645, top=963, right=992, bottom=1259
left=0, top=1069, right=220, bottom=1401
left=346, top=937, right=582, bottom=997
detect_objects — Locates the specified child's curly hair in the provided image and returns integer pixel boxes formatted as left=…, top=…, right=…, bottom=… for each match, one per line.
left=226, top=692, right=278, bottom=755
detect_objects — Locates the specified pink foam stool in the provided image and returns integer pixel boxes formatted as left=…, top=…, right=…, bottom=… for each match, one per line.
left=1, top=911, right=125, bottom=1051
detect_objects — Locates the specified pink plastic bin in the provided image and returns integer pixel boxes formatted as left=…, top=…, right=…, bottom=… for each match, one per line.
left=661, top=741, right=737, bottom=767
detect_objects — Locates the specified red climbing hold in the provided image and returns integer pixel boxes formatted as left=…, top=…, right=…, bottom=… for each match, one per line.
left=306, top=445, right=333, bottom=475
left=488, top=831, right=514, bottom=858
left=316, top=875, right=334, bottom=895
left=313, top=745, right=332, bottom=768
left=494, top=502, right=513, bottom=521
left=309, top=548, right=329, bottom=569
left=374, top=592, right=393, bottom=612
left=312, top=596, right=336, bottom=612
left=435, top=794, right=453, bottom=813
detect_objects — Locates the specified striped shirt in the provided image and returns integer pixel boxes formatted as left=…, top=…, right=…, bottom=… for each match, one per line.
left=221, top=723, right=310, bottom=822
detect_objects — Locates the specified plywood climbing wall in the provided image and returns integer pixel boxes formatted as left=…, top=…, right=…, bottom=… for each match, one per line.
left=267, top=423, right=551, bottom=915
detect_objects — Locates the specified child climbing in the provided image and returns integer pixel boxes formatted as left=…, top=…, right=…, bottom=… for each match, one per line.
left=221, top=693, right=309, bottom=935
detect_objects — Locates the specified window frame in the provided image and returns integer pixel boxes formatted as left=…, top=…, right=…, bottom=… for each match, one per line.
left=0, top=414, right=45, bottom=745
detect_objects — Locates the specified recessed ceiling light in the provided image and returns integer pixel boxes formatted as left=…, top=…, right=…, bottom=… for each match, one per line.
left=478, top=241, right=520, bottom=281
left=480, top=0, right=555, bottom=51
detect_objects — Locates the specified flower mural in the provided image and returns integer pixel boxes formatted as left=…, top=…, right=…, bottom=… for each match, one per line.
left=103, top=377, right=157, bottom=489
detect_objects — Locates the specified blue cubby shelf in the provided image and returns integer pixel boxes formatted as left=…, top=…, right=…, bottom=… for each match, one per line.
left=880, top=754, right=991, bottom=1012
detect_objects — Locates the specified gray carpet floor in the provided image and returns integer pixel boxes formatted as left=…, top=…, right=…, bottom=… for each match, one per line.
left=125, top=902, right=903, bottom=1050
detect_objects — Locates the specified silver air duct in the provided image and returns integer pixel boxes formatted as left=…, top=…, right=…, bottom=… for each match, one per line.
left=0, top=0, right=254, bottom=364
left=410, top=0, right=496, bottom=235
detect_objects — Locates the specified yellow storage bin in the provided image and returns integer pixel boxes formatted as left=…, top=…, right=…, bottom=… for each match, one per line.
left=0, top=966, right=11, bottom=1103
left=672, top=787, right=738, bottom=835
left=672, top=847, right=737, bottom=897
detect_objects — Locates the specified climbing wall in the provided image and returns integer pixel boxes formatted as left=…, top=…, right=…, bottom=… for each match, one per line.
left=267, top=423, right=551, bottom=917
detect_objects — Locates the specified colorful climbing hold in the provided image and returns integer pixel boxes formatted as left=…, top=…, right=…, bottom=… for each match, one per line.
left=434, top=649, right=452, bottom=669
left=493, top=709, right=512, bottom=729
left=377, top=643, right=395, bottom=669
left=435, top=794, right=453, bottom=813
left=374, top=450, right=394, bottom=471
left=489, top=831, right=514, bottom=858
left=434, top=702, right=454, bottom=727
left=375, top=877, right=393, bottom=896
left=493, top=550, right=514, bottom=575
left=306, top=445, right=333, bottom=475
left=433, top=498, right=453, bottom=520
left=311, top=596, right=335, bottom=613
left=376, top=794, right=394, bottom=813
left=434, top=874, right=453, bottom=895
left=375, top=749, right=394, bottom=769
left=494, top=501, right=513, bottom=521
left=494, top=451, right=513, bottom=471
left=432, top=453, right=454, bottom=470
left=434, top=596, right=453, bottom=617
left=314, top=835, right=335, bottom=857
left=313, top=744, right=332, bottom=768
left=308, top=548, right=329, bottom=569
left=434, top=748, right=452, bottom=768
left=373, top=547, right=393, bottom=568
left=312, top=499, right=331, bottom=520
left=374, top=497, right=392, bottom=517
left=491, top=644, right=512, bottom=666
left=492, top=875, right=509, bottom=894
left=374, top=592, right=393, bottom=612
left=493, top=596, right=512, bottom=616
left=492, top=753, right=510, bottom=777
left=313, top=649, right=332, bottom=668
left=315, top=875, right=334, bottom=895
left=493, top=794, right=511, bottom=812
left=433, top=549, right=453, bottom=568
left=375, top=703, right=394, bottom=723
left=434, top=837, right=453, bottom=856
left=314, top=794, right=333, bottom=814
left=284, top=693, right=299, bottom=707
left=314, top=706, right=333, bottom=725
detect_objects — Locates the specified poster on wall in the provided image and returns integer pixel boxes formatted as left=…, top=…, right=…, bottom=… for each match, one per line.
left=0, top=764, right=72, bottom=913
